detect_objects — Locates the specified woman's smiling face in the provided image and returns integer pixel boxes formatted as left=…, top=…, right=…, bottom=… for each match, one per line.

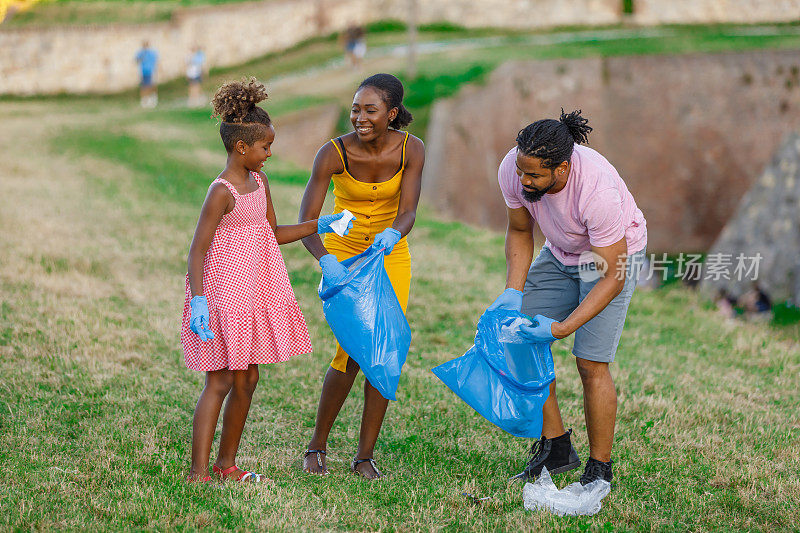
left=350, top=86, right=397, bottom=140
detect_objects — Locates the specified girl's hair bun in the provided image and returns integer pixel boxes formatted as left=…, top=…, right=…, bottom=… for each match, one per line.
left=212, top=77, right=269, bottom=123
left=211, top=78, right=272, bottom=152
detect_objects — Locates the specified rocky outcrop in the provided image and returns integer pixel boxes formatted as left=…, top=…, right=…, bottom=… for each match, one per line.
left=421, top=49, right=800, bottom=253
left=701, top=133, right=800, bottom=305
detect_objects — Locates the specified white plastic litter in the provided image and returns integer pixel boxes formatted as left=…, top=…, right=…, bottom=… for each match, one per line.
left=329, top=209, right=355, bottom=236
left=498, top=316, right=531, bottom=341
left=523, top=467, right=612, bottom=516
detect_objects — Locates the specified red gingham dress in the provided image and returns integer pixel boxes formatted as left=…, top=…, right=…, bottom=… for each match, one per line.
left=180, top=173, right=312, bottom=371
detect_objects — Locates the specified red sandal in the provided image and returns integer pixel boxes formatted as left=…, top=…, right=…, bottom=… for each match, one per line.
left=187, top=474, right=212, bottom=483
left=212, top=464, right=269, bottom=483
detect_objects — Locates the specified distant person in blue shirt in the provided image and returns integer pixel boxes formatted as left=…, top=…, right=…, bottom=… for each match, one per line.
left=186, top=45, right=206, bottom=108
left=135, top=41, right=159, bottom=108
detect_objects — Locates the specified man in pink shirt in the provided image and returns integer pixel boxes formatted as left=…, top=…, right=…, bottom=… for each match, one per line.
left=490, top=110, right=647, bottom=486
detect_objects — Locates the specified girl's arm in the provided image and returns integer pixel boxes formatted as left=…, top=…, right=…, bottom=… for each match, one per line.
left=188, top=183, right=231, bottom=296
left=391, top=135, right=425, bottom=236
left=298, top=143, right=340, bottom=259
left=261, top=172, right=320, bottom=245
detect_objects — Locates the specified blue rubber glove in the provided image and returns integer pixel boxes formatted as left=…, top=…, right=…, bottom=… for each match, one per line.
left=319, top=254, right=349, bottom=285
left=487, top=288, right=523, bottom=312
left=317, top=212, right=354, bottom=235
left=189, top=296, right=215, bottom=342
left=370, top=228, right=402, bottom=255
left=518, top=314, right=558, bottom=343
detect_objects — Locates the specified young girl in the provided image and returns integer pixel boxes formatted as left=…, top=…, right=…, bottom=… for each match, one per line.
left=299, top=73, right=425, bottom=479
left=181, top=78, right=351, bottom=483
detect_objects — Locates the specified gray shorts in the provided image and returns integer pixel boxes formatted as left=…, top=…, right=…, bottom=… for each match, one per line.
left=521, top=247, right=645, bottom=363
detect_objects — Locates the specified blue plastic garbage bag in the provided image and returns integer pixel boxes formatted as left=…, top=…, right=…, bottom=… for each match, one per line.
left=432, top=309, right=555, bottom=437
left=318, top=247, right=411, bottom=401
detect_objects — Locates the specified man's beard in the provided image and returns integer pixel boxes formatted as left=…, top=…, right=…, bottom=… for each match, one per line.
left=521, top=180, right=555, bottom=202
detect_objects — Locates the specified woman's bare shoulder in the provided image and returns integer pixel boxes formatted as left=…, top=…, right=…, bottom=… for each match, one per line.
left=405, top=133, right=425, bottom=158
left=313, top=138, right=344, bottom=174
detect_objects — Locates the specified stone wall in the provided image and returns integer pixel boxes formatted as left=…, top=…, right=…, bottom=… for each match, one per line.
left=421, top=49, right=800, bottom=253
left=380, top=0, right=620, bottom=30
left=8, top=0, right=800, bottom=96
left=0, top=0, right=373, bottom=95
left=632, top=0, right=800, bottom=25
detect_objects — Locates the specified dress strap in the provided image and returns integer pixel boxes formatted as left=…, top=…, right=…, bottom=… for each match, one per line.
left=251, top=171, right=264, bottom=189
left=400, top=131, right=409, bottom=171
left=331, top=138, right=349, bottom=173
left=212, top=178, right=239, bottom=197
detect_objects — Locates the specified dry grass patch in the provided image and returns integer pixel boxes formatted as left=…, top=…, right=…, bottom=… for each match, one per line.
left=1, top=94, right=799, bottom=531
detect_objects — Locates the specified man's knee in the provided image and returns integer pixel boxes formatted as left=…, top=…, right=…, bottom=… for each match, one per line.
left=575, top=357, right=610, bottom=381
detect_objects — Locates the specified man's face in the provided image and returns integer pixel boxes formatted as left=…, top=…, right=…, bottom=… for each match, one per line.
left=515, top=152, right=557, bottom=202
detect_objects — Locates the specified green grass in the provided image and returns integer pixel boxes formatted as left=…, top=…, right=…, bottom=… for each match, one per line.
left=2, top=22, right=800, bottom=530
left=59, top=126, right=310, bottom=199
left=3, top=87, right=800, bottom=533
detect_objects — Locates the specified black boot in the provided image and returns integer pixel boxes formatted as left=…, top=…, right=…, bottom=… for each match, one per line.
left=510, top=429, right=581, bottom=481
left=579, top=457, right=613, bottom=485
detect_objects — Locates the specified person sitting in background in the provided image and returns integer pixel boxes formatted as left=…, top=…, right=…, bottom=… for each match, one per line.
left=135, top=40, right=159, bottom=108
left=715, top=289, right=737, bottom=319
left=738, top=283, right=771, bottom=321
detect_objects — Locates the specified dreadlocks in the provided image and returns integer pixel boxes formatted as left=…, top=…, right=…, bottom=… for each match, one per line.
left=516, top=109, right=592, bottom=169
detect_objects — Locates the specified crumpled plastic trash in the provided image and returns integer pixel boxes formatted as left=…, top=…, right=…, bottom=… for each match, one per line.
left=523, top=467, right=612, bottom=516
left=329, top=209, right=355, bottom=236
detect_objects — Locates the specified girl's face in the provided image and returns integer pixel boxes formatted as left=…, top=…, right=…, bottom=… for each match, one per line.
left=350, top=86, right=397, bottom=141
left=240, top=124, right=275, bottom=172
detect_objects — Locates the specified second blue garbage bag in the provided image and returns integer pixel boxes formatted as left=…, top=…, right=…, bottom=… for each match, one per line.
left=432, top=309, right=555, bottom=438
left=318, top=247, right=411, bottom=401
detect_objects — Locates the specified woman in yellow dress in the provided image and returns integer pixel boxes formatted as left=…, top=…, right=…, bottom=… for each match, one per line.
left=299, top=73, right=424, bottom=479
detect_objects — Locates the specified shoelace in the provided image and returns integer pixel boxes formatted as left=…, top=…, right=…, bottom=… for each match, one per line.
left=524, top=437, right=551, bottom=471
left=580, top=459, right=610, bottom=484
left=527, top=437, right=546, bottom=459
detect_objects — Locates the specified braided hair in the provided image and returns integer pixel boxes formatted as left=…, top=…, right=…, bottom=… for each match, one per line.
left=211, top=78, right=271, bottom=152
left=357, top=73, right=413, bottom=129
left=516, top=109, right=592, bottom=169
